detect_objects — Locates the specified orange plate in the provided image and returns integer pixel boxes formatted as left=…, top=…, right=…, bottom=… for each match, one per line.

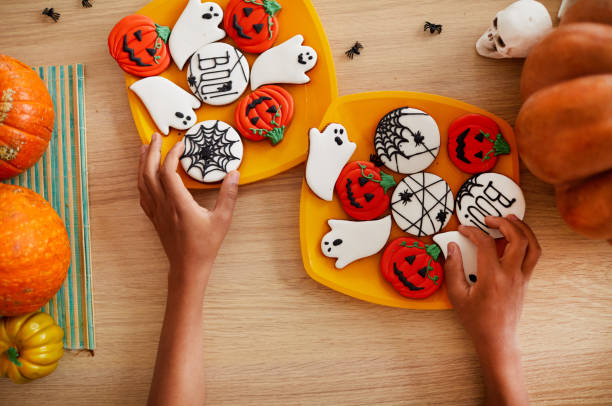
left=125, top=0, right=337, bottom=189
left=299, top=92, right=520, bottom=310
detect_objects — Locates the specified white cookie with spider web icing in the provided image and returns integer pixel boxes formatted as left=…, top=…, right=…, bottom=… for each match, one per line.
left=374, top=107, right=440, bottom=174
left=180, top=120, right=243, bottom=183
left=390, top=172, right=454, bottom=237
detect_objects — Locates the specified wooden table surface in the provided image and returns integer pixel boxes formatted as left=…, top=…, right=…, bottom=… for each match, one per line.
left=1, top=0, right=611, bottom=404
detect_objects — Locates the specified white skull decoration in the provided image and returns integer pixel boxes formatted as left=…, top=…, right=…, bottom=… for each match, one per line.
left=476, top=0, right=552, bottom=59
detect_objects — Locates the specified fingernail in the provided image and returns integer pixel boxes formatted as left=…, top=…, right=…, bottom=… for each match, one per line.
left=152, top=132, right=160, bottom=142
left=228, top=170, right=240, bottom=185
left=448, top=243, right=456, bottom=257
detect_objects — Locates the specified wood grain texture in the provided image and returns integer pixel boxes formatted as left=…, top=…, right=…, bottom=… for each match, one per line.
left=1, top=0, right=611, bottom=404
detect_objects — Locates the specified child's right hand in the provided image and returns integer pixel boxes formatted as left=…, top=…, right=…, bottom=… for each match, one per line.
left=444, top=215, right=541, bottom=351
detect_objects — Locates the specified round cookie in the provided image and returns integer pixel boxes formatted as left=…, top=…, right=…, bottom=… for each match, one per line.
left=223, top=0, right=281, bottom=54
left=374, top=107, right=440, bottom=174
left=380, top=237, right=444, bottom=299
left=390, top=172, right=454, bottom=237
left=335, top=161, right=396, bottom=221
left=180, top=120, right=243, bottom=183
left=456, top=172, right=525, bottom=239
left=234, top=85, right=294, bottom=145
left=108, top=15, right=171, bottom=77
left=448, top=114, right=510, bottom=174
left=187, top=42, right=249, bottom=106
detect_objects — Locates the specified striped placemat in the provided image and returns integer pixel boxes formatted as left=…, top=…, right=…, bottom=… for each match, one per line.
left=2, top=64, right=94, bottom=351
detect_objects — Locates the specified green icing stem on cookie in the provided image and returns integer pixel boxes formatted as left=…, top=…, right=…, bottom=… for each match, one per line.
left=399, top=240, right=441, bottom=285
left=357, top=163, right=396, bottom=193
left=480, top=130, right=511, bottom=162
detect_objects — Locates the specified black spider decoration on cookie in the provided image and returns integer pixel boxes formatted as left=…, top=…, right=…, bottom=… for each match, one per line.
left=424, top=21, right=442, bottom=34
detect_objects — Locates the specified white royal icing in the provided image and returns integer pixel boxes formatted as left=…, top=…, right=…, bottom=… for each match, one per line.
left=129, top=76, right=201, bottom=135
left=374, top=107, right=441, bottom=174
left=187, top=42, right=250, bottom=106
left=180, top=120, right=243, bottom=183
left=456, top=172, right=525, bottom=239
left=390, top=172, right=454, bottom=237
left=169, top=0, right=226, bottom=71
left=433, top=231, right=479, bottom=286
left=321, top=215, right=392, bottom=269
left=250, top=34, right=318, bottom=90
left=306, top=123, right=356, bottom=201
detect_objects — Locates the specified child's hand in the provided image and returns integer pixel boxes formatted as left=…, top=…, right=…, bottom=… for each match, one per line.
left=443, top=215, right=540, bottom=406
left=138, top=132, right=240, bottom=284
left=444, top=215, right=541, bottom=348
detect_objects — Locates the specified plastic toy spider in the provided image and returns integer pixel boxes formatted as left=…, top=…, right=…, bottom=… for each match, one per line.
left=42, top=8, right=61, bottom=22
left=345, top=41, right=364, bottom=59
left=424, top=21, right=442, bottom=34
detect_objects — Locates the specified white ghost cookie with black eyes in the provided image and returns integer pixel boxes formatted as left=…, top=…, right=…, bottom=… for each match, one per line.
left=130, top=76, right=201, bottom=135
left=180, top=120, right=243, bottom=183
left=374, top=107, right=441, bottom=174
left=390, top=172, right=454, bottom=237
left=169, top=0, right=226, bottom=70
left=433, top=231, right=479, bottom=285
left=187, top=42, right=250, bottom=106
left=306, top=123, right=356, bottom=201
left=250, top=34, right=317, bottom=90
left=321, top=215, right=392, bottom=269
left=456, top=172, right=525, bottom=238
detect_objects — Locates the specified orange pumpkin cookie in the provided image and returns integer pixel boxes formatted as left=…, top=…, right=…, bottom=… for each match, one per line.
left=108, top=14, right=171, bottom=77
left=224, top=0, right=281, bottom=54
left=234, top=85, right=293, bottom=145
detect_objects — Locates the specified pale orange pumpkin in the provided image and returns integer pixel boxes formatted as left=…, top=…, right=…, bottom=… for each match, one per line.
left=516, top=12, right=612, bottom=242
left=0, top=184, right=71, bottom=316
left=0, top=54, right=55, bottom=180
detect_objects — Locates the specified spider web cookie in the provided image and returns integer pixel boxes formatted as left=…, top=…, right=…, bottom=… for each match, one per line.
left=390, top=172, right=454, bottom=237
left=180, top=120, right=243, bottom=183
left=374, top=107, right=440, bottom=174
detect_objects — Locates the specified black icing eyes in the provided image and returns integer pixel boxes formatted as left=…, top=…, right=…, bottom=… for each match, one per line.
left=134, top=30, right=142, bottom=41
left=305, top=52, right=313, bottom=60
left=333, top=128, right=344, bottom=135
left=243, top=7, right=253, bottom=17
left=202, top=7, right=219, bottom=19
left=175, top=113, right=192, bottom=125
left=253, top=23, right=264, bottom=34
left=469, top=274, right=477, bottom=283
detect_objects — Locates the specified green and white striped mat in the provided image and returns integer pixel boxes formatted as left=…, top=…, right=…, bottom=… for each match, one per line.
left=2, top=64, right=94, bottom=351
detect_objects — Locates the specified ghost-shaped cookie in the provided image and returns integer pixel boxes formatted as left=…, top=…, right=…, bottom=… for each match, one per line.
left=130, top=76, right=201, bottom=135
left=306, top=123, right=356, bottom=201
left=250, top=34, right=317, bottom=90
left=321, top=215, right=392, bottom=269
left=169, top=0, right=226, bottom=70
left=433, top=231, right=479, bottom=286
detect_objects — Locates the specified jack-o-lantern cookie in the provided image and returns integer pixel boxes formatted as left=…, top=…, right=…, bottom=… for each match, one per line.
left=235, top=85, right=294, bottom=145
left=381, top=237, right=444, bottom=299
left=448, top=114, right=510, bottom=174
left=335, top=161, right=396, bottom=221
left=108, top=15, right=171, bottom=77
left=224, top=0, right=282, bottom=54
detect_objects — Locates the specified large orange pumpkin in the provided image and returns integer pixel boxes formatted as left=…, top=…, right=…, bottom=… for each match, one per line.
left=0, top=185, right=70, bottom=316
left=0, top=55, right=55, bottom=181
left=516, top=10, right=612, bottom=242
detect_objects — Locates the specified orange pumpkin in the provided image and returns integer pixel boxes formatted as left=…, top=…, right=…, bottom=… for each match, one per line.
left=561, top=0, right=612, bottom=25
left=517, top=12, right=612, bottom=241
left=0, top=55, right=55, bottom=181
left=0, top=185, right=71, bottom=317
left=520, top=23, right=612, bottom=100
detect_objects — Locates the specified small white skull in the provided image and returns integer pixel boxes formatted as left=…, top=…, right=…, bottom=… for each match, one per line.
left=476, top=0, right=552, bottom=59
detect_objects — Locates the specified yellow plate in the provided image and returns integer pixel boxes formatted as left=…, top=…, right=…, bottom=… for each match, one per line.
left=125, top=0, right=338, bottom=189
left=299, top=91, right=520, bottom=310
